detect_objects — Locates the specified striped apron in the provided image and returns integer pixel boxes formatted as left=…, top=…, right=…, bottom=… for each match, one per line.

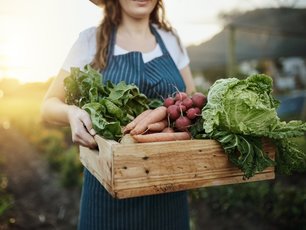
left=78, top=25, right=190, bottom=230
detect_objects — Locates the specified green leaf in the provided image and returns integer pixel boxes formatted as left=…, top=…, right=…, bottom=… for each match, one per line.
left=101, top=98, right=124, bottom=120
left=64, top=66, right=149, bottom=141
left=200, top=74, right=306, bottom=177
left=148, top=99, right=163, bottom=109
left=274, top=139, right=306, bottom=175
left=209, top=130, right=275, bottom=178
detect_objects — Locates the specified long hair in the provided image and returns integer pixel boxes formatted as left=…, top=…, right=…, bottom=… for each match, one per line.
left=91, top=0, right=178, bottom=70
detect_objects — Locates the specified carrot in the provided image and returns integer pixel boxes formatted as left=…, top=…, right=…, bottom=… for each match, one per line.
left=123, top=109, right=152, bottom=133
left=132, top=132, right=191, bottom=143
left=130, top=106, right=167, bottom=135
left=161, top=127, right=175, bottom=133
left=147, top=119, right=168, bottom=132
left=119, top=134, right=137, bottom=144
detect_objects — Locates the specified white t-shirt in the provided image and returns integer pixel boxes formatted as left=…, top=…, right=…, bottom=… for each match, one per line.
left=61, top=26, right=189, bottom=71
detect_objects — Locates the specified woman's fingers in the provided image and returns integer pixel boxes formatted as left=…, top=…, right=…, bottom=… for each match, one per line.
left=130, top=106, right=167, bottom=135
left=72, top=124, right=97, bottom=149
left=68, top=106, right=97, bottom=148
left=80, top=110, right=96, bottom=136
left=123, top=109, right=152, bottom=133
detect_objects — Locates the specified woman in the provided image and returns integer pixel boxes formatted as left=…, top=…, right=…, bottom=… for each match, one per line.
left=41, top=0, right=196, bottom=229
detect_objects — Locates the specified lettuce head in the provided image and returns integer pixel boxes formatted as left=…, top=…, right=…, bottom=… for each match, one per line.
left=203, top=74, right=306, bottom=138
left=201, top=74, right=306, bottom=178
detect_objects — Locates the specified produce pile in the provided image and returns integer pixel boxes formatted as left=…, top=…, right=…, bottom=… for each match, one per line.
left=122, top=91, right=207, bottom=143
left=64, top=67, right=306, bottom=178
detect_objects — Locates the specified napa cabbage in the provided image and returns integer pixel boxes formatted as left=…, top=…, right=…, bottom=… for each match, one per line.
left=201, top=74, right=306, bottom=178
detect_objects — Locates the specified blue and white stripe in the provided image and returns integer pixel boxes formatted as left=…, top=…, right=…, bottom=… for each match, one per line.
left=78, top=25, right=189, bottom=230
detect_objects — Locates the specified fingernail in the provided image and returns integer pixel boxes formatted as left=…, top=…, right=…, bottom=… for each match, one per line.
left=89, top=129, right=96, bottom=136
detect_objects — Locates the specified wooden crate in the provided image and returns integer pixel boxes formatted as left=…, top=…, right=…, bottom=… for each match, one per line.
left=79, top=135, right=275, bottom=199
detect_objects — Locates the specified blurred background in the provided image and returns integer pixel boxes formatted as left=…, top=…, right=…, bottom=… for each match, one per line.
left=0, top=0, right=305, bottom=229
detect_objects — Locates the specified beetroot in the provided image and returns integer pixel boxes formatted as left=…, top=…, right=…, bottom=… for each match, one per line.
left=182, top=97, right=193, bottom=109
left=178, top=103, right=187, bottom=112
left=163, top=97, right=175, bottom=107
left=186, top=107, right=201, bottom=120
left=175, top=116, right=191, bottom=131
left=167, top=105, right=180, bottom=120
left=162, top=92, right=205, bottom=132
left=191, top=92, right=207, bottom=109
left=174, top=92, right=188, bottom=101
left=175, top=100, right=182, bottom=106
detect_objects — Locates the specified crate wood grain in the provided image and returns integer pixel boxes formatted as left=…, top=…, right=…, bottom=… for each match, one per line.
left=79, top=135, right=275, bottom=199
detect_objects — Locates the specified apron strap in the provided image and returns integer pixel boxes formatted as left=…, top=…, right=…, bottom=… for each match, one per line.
left=150, top=25, right=170, bottom=55
left=106, top=24, right=170, bottom=63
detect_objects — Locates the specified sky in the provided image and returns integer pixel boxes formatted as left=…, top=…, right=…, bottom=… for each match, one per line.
left=0, top=0, right=306, bottom=83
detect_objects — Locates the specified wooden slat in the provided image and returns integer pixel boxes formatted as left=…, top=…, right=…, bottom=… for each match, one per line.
left=79, top=136, right=276, bottom=199
left=113, top=167, right=275, bottom=190
left=111, top=139, right=275, bottom=189
left=114, top=170, right=275, bottom=199
left=79, top=135, right=114, bottom=195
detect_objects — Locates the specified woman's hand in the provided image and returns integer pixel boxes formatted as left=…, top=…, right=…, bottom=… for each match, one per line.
left=41, top=69, right=97, bottom=149
left=67, top=105, right=97, bottom=149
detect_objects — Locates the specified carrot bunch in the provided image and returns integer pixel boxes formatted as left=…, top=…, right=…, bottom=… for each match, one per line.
left=122, top=91, right=207, bottom=143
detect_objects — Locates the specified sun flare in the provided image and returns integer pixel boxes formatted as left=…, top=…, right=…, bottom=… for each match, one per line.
left=1, top=0, right=305, bottom=84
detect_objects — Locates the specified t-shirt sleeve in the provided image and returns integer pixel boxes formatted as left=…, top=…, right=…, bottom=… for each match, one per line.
left=157, top=27, right=190, bottom=70
left=61, top=28, right=95, bottom=72
left=176, top=42, right=190, bottom=70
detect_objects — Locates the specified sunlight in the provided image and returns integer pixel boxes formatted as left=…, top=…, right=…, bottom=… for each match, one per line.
left=0, top=33, right=51, bottom=83
left=0, top=18, right=35, bottom=83
left=0, top=41, right=28, bottom=75
left=0, top=0, right=101, bottom=84
left=1, top=40, right=23, bottom=67
left=2, top=120, right=11, bottom=130
left=174, top=23, right=222, bottom=46
left=1, top=0, right=305, bottom=84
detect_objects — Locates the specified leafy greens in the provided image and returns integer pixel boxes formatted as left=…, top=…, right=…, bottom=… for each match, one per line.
left=64, top=65, right=149, bottom=141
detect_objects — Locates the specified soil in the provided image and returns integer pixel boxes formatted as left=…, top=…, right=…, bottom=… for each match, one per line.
left=0, top=127, right=81, bottom=230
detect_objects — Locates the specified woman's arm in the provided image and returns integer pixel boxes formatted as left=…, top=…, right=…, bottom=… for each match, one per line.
left=41, top=69, right=97, bottom=148
left=180, top=65, right=196, bottom=95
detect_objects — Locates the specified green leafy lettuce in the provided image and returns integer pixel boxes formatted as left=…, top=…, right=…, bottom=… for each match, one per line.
left=199, top=74, right=306, bottom=178
left=64, top=65, right=149, bottom=141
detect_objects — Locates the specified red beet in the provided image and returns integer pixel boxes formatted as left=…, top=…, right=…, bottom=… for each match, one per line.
left=167, top=105, right=180, bottom=120
left=178, top=104, right=187, bottom=112
left=174, top=92, right=188, bottom=101
left=191, top=92, right=207, bottom=109
left=175, top=100, right=182, bottom=106
left=186, top=107, right=201, bottom=120
left=182, top=97, right=193, bottom=109
left=175, top=116, right=191, bottom=131
left=163, top=97, right=175, bottom=107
